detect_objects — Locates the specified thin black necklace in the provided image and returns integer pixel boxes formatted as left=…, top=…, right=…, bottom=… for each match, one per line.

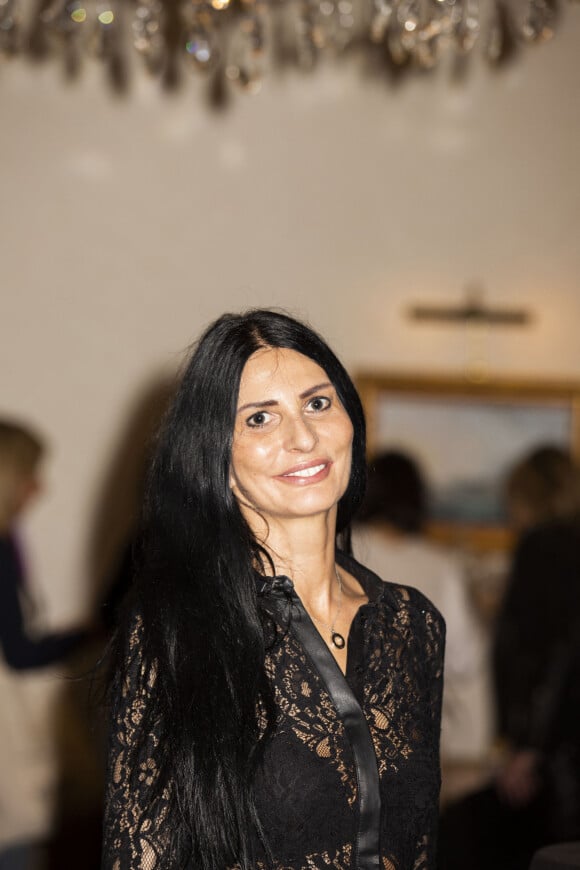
left=309, top=566, right=346, bottom=650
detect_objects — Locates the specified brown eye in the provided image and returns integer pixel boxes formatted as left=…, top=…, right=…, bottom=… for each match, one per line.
left=247, top=411, right=271, bottom=428
left=307, top=396, right=331, bottom=412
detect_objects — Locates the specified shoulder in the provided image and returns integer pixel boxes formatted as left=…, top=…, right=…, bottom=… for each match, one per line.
left=518, top=520, right=580, bottom=557
left=508, top=521, right=580, bottom=610
left=389, top=581, right=444, bottom=620
left=387, top=583, right=446, bottom=649
left=510, top=520, right=580, bottom=588
left=338, top=549, right=445, bottom=636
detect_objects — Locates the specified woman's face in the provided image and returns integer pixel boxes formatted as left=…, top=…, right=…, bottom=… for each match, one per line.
left=229, top=347, right=354, bottom=530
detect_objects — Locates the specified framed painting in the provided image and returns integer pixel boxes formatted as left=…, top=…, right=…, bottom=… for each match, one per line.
left=355, top=372, right=580, bottom=552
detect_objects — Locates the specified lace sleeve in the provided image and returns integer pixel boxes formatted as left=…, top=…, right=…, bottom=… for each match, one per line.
left=412, top=597, right=445, bottom=870
left=102, top=616, right=171, bottom=870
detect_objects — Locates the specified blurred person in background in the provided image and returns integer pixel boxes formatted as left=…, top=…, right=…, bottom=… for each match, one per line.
left=494, top=446, right=580, bottom=849
left=438, top=444, right=580, bottom=870
left=353, top=449, right=487, bottom=765
left=0, top=420, right=87, bottom=870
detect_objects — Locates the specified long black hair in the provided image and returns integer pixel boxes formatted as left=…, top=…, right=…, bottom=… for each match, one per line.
left=109, top=309, right=366, bottom=869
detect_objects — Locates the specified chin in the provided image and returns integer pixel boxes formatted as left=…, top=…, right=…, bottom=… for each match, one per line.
left=277, top=491, right=345, bottom=521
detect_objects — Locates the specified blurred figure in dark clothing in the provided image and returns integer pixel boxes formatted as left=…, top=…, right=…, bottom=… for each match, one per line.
left=0, top=421, right=87, bottom=669
left=494, top=446, right=580, bottom=839
left=0, top=422, right=86, bottom=670
left=438, top=445, right=580, bottom=870
left=0, top=420, right=87, bottom=870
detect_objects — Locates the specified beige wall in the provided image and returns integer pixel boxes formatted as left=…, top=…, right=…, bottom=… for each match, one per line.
left=2, top=12, right=580, bottom=624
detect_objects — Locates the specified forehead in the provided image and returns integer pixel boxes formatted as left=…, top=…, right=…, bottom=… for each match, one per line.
left=238, top=347, right=330, bottom=402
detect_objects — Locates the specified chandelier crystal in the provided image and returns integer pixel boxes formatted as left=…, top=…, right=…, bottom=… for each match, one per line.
left=0, top=0, right=563, bottom=98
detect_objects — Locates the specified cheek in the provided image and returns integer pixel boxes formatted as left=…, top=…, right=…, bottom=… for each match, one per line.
left=338, top=416, right=354, bottom=456
left=338, top=420, right=354, bottom=481
left=342, top=447, right=353, bottom=486
left=230, top=439, right=274, bottom=489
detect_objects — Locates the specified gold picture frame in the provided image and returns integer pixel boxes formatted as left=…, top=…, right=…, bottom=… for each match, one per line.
left=355, top=372, right=580, bottom=552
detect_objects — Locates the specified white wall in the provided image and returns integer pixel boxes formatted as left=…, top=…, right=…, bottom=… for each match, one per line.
left=2, top=11, right=580, bottom=623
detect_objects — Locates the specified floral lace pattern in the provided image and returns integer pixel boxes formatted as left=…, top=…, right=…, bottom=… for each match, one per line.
left=104, top=617, right=170, bottom=870
left=102, top=555, right=444, bottom=869
left=265, top=632, right=358, bottom=807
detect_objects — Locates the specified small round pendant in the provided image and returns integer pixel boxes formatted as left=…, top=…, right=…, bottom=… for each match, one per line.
left=331, top=632, right=346, bottom=649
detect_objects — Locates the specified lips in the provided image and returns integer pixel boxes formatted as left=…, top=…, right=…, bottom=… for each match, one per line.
left=284, top=463, right=326, bottom=478
left=277, top=459, right=332, bottom=484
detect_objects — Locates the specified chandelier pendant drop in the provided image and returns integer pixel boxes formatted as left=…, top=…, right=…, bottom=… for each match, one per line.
left=0, top=0, right=564, bottom=98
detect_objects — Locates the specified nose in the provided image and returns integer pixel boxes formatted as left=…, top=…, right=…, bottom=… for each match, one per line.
left=284, top=413, right=318, bottom=453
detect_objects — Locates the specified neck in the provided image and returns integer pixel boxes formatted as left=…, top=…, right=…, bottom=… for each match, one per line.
left=253, top=511, right=341, bottom=610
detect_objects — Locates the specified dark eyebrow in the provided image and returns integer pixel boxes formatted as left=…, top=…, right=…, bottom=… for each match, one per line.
left=300, top=382, right=333, bottom=400
left=237, top=383, right=334, bottom=415
left=237, top=399, right=279, bottom=414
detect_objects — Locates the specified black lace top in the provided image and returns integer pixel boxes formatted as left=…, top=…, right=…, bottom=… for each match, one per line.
left=102, top=553, right=445, bottom=870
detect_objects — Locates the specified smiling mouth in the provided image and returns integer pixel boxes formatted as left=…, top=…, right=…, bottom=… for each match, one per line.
left=282, top=463, right=328, bottom=479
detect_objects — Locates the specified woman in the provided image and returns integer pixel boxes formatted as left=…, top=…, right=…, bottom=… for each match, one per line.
left=102, top=309, right=445, bottom=870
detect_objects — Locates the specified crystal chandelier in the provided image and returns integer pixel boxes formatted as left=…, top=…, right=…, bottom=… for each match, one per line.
left=0, top=0, right=562, bottom=98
